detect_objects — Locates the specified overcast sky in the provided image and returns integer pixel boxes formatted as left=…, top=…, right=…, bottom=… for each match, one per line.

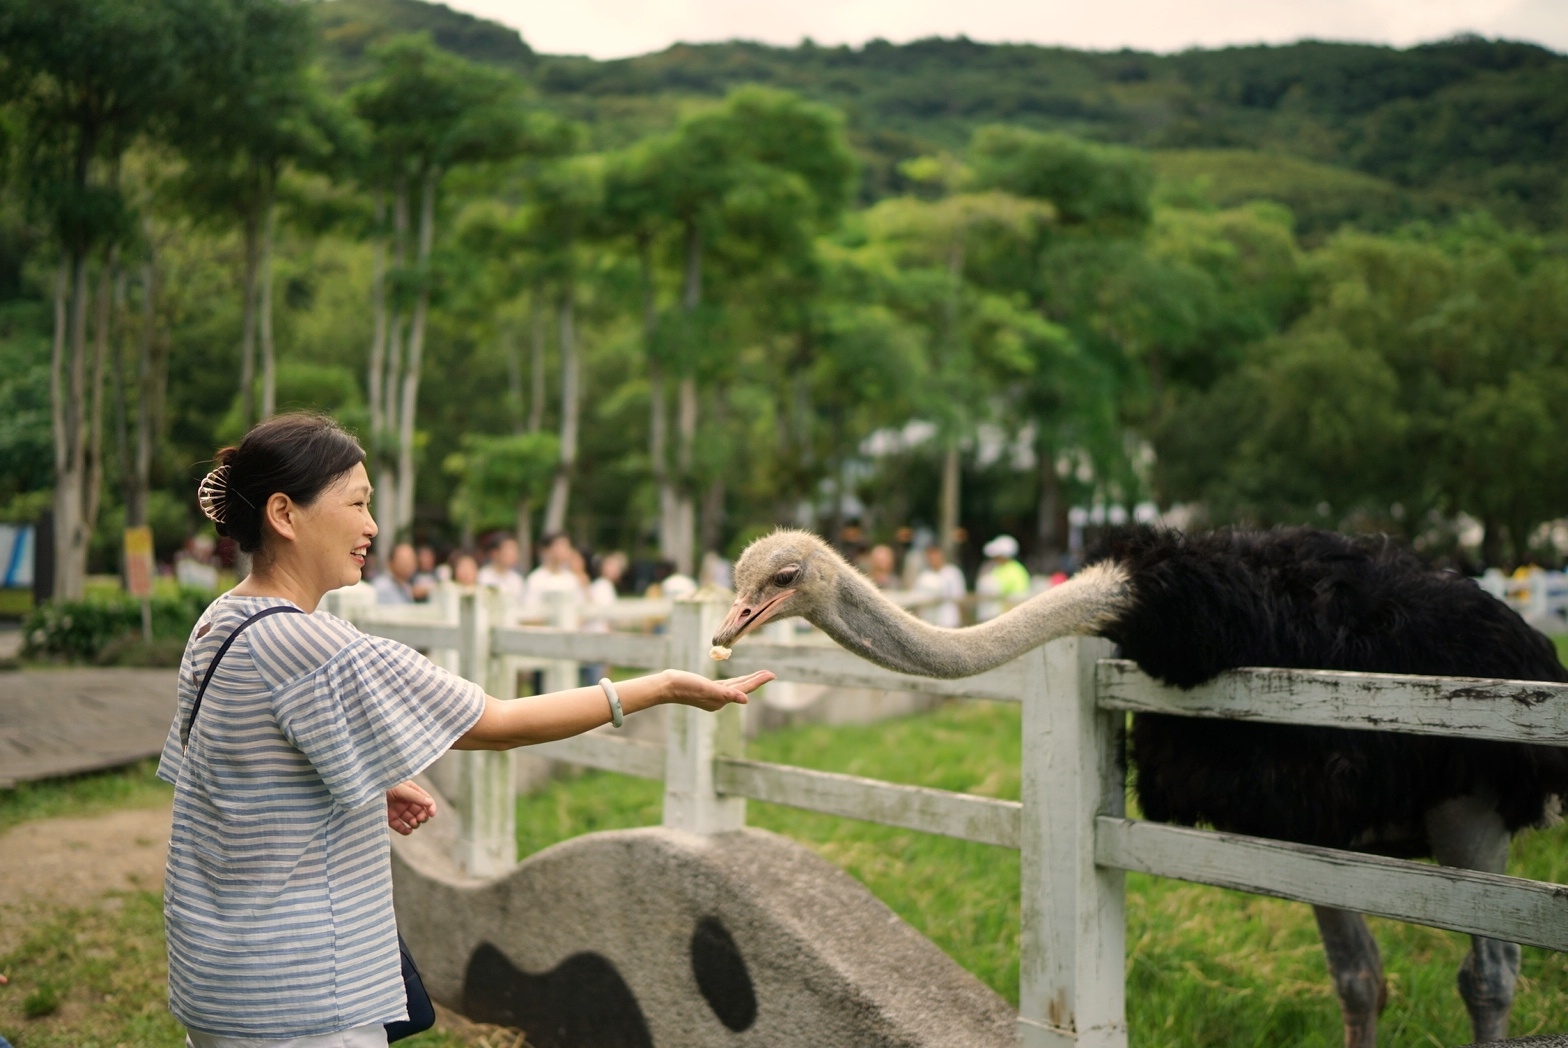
left=439, top=0, right=1568, bottom=60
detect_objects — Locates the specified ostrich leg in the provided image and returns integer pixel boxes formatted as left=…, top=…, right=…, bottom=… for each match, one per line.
left=1313, top=906, right=1387, bottom=1048
left=1425, top=795, right=1519, bottom=1044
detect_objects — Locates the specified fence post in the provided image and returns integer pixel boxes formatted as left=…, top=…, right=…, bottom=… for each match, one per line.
left=545, top=591, right=580, bottom=693
left=1019, top=636, right=1126, bottom=1048
left=453, top=589, right=515, bottom=877
left=662, top=593, right=746, bottom=834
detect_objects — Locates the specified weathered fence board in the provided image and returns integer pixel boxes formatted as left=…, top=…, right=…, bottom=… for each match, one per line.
left=531, top=733, right=665, bottom=780
left=725, top=640, right=1024, bottom=702
left=1095, top=817, right=1568, bottom=952
left=714, top=757, right=1022, bottom=849
left=1020, top=638, right=1126, bottom=1048
left=361, top=621, right=462, bottom=652
left=1096, top=659, right=1568, bottom=744
left=489, top=627, right=669, bottom=668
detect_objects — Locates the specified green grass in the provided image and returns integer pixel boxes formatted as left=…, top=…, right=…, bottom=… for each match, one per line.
left=0, top=891, right=473, bottom=1048
left=514, top=700, right=1568, bottom=1047
left=0, top=760, right=173, bottom=837
left=0, top=765, right=499, bottom=1047
left=1555, top=634, right=1568, bottom=665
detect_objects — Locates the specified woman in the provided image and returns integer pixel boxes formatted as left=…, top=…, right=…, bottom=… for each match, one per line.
left=158, top=414, right=771, bottom=1048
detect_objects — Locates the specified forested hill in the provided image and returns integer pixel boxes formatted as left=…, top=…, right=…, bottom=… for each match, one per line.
left=314, top=0, right=1568, bottom=230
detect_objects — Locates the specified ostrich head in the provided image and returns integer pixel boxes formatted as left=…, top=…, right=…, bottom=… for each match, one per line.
left=711, top=527, right=1132, bottom=679
left=713, top=529, right=843, bottom=649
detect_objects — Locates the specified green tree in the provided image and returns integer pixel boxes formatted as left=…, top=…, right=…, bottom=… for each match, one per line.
left=633, top=86, right=856, bottom=572
left=172, top=0, right=348, bottom=428
left=443, top=432, right=558, bottom=544
left=351, top=34, right=560, bottom=547
left=0, top=0, right=201, bottom=598
left=862, top=188, right=1055, bottom=558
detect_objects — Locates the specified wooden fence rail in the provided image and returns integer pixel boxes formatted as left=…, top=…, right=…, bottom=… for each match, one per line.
left=331, top=584, right=1568, bottom=1047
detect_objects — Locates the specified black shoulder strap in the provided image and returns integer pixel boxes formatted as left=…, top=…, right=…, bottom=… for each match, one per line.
left=183, top=604, right=305, bottom=747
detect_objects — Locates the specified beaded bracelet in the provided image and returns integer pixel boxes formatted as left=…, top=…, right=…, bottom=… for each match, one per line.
left=598, top=678, right=624, bottom=728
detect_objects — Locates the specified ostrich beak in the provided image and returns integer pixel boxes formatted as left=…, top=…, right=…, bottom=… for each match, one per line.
left=712, top=590, right=797, bottom=649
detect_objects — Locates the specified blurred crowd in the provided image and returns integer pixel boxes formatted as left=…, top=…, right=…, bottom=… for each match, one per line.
left=347, top=524, right=1072, bottom=629
left=838, top=525, right=1069, bottom=627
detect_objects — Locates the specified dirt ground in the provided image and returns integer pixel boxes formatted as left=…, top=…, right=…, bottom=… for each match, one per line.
left=0, top=800, right=173, bottom=959
left=0, top=800, right=527, bottom=1046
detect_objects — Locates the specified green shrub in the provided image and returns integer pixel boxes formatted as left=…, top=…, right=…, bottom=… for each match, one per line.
left=22, top=587, right=214, bottom=662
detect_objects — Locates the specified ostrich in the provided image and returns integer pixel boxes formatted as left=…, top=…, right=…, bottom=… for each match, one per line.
left=710, top=525, right=1568, bottom=1048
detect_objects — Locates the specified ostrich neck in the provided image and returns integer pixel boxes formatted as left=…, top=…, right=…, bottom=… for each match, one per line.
left=809, top=561, right=1132, bottom=680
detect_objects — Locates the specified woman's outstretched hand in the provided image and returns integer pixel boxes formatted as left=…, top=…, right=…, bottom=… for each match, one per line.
left=386, top=780, right=438, bottom=835
left=661, top=669, right=775, bottom=711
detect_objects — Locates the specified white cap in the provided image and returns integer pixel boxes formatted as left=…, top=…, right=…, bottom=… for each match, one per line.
left=983, top=534, right=1019, bottom=559
left=661, top=574, right=698, bottom=600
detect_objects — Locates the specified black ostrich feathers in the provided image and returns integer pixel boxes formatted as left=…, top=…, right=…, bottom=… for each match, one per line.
left=1086, top=526, right=1568, bottom=850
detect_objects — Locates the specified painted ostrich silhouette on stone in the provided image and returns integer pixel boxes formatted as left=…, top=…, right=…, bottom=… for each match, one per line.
left=711, top=525, right=1568, bottom=1048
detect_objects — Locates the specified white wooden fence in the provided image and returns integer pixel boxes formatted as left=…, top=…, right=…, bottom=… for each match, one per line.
left=333, top=585, right=1568, bottom=1048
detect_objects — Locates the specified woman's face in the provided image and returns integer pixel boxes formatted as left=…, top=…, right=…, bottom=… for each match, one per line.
left=291, top=463, right=378, bottom=591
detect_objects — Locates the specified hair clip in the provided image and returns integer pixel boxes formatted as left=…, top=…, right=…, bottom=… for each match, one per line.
left=197, top=466, right=235, bottom=524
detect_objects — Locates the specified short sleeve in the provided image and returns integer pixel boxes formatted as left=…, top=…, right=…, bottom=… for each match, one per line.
left=269, top=633, right=485, bottom=811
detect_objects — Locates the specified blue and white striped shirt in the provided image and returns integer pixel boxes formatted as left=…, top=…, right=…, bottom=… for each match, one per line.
left=157, top=594, right=485, bottom=1038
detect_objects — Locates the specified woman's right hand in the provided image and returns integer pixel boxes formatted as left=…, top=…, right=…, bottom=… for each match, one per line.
left=660, top=669, right=774, bottom=711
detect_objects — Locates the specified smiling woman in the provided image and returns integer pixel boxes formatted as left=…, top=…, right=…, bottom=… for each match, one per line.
left=157, top=413, right=773, bottom=1048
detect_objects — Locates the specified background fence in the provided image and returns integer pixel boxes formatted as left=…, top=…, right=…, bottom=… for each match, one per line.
left=330, top=584, right=1568, bottom=1048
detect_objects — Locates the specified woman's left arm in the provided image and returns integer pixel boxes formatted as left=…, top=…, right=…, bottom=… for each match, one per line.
left=452, top=669, right=773, bottom=751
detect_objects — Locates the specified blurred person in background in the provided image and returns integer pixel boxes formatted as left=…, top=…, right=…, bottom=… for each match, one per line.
left=413, top=544, right=440, bottom=592
left=448, top=550, right=479, bottom=587
left=589, top=551, right=628, bottom=607
left=912, top=543, right=966, bottom=628
left=583, top=551, right=629, bottom=684
left=526, top=533, right=588, bottom=606
left=700, top=550, right=733, bottom=591
left=372, top=543, right=425, bottom=605
left=477, top=534, right=525, bottom=601
left=864, top=544, right=900, bottom=590
left=976, top=534, right=1030, bottom=620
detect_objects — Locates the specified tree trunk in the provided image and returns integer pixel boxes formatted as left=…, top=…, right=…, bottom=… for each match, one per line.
left=671, top=220, right=702, bottom=576
left=1480, top=517, right=1505, bottom=571
left=529, top=296, right=546, bottom=435
left=650, top=355, right=678, bottom=564
left=51, top=247, right=111, bottom=600
left=238, top=207, right=260, bottom=430
left=374, top=181, right=410, bottom=549
left=699, top=478, right=725, bottom=564
left=515, top=498, right=533, bottom=573
left=111, top=268, right=134, bottom=536
left=638, top=236, right=677, bottom=567
left=258, top=194, right=277, bottom=420
left=543, top=286, right=578, bottom=537
left=502, top=326, right=522, bottom=434
left=936, top=243, right=966, bottom=563
left=395, top=167, right=437, bottom=544
left=84, top=250, right=113, bottom=558
left=939, top=441, right=961, bottom=562
left=367, top=193, right=388, bottom=452
left=1035, top=432, right=1063, bottom=571
left=674, top=375, right=697, bottom=576
left=129, top=246, right=163, bottom=531
left=49, top=252, right=80, bottom=600
left=1507, top=517, right=1535, bottom=570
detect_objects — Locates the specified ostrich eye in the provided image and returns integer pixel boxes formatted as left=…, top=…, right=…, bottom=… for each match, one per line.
left=772, top=567, right=799, bottom=588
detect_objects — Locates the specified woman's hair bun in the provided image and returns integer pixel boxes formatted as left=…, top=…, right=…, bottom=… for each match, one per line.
left=201, top=414, right=365, bottom=554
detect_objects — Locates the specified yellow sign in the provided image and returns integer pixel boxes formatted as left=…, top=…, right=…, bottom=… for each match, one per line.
left=124, top=526, right=155, bottom=599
